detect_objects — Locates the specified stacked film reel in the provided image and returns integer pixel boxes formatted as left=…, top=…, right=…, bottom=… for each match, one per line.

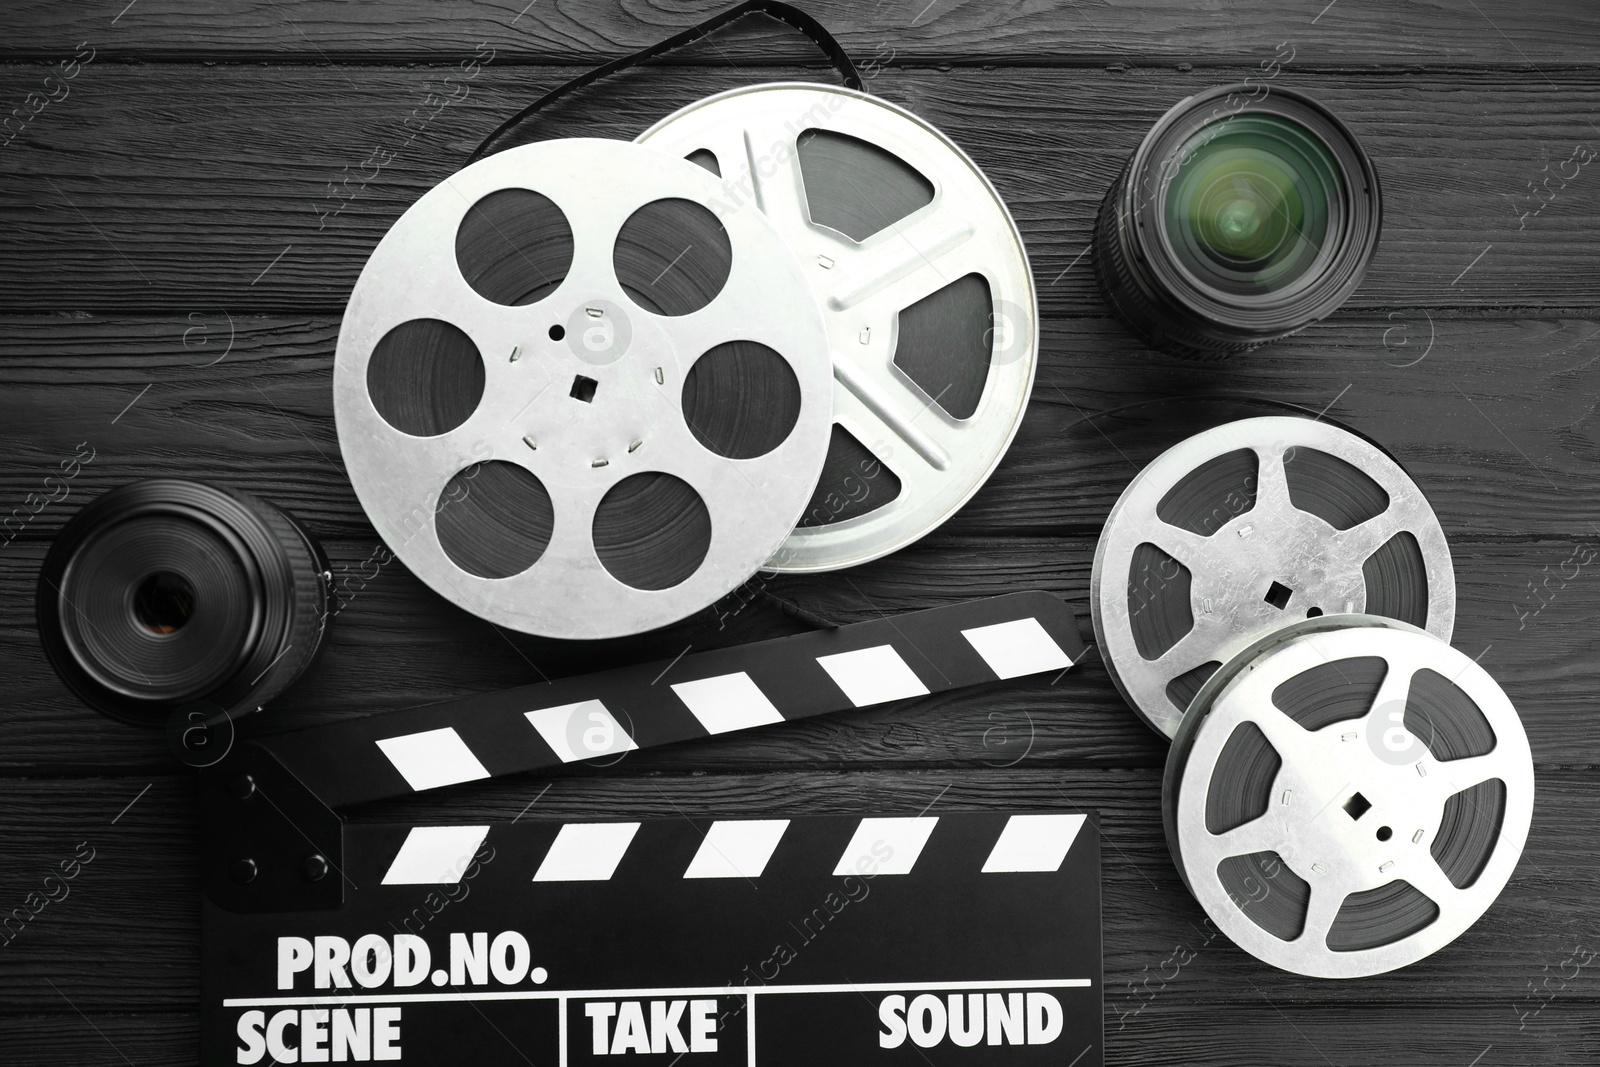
left=336, top=87, right=1038, bottom=638
left=1092, top=416, right=1456, bottom=739
left=336, top=138, right=834, bottom=640
left=1092, top=417, right=1535, bottom=977
left=1165, top=615, right=1532, bottom=978
left=640, top=84, right=1038, bottom=572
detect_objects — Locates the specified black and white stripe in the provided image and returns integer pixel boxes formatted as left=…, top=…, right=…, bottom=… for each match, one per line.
left=376, top=813, right=1089, bottom=886
left=263, top=592, right=1082, bottom=808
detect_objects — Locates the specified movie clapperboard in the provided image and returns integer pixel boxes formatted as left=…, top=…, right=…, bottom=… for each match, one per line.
left=200, top=592, right=1103, bottom=1065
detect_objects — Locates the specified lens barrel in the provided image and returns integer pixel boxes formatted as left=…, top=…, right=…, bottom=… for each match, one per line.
left=1094, top=84, right=1381, bottom=357
left=36, top=480, right=330, bottom=727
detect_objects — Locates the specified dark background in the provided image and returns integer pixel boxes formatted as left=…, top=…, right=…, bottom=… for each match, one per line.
left=1, top=1, right=1597, bottom=1063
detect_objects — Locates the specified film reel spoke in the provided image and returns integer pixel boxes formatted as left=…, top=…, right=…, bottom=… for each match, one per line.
left=1364, top=654, right=1416, bottom=715
left=1249, top=442, right=1295, bottom=516
left=1245, top=702, right=1324, bottom=771
left=1153, top=618, right=1227, bottom=681
left=1144, top=521, right=1216, bottom=571
left=827, top=207, right=978, bottom=318
left=1399, top=853, right=1481, bottom=918
left=1296, top=882, right=1349, bottom=948
left=1332, top=506, right=1413, bottom=563
left=706, top=120, right=815, bottom=234
left=1429, top=751, right=1514, bottom=799
left=829, top=352, right=971, bottom=476
left=1208, top=814, right=1283, bottom=861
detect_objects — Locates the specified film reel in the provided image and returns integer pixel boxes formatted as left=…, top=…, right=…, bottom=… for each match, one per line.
left=334, top=138, right=834, bottom=639
left=1164, top=616, right=1534, bottom=978
left=639, top=84, right=1038, bottom=572
left=1091, top=416, right=1455, bottom=738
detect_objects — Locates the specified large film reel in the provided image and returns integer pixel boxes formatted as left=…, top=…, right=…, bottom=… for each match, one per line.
left=334, top=138, right=834, bottom=639
left=1091, top=416, right=1455, bottom=738
left=639, top=84, right=1038, bottom=573
left=1165, top=616, right=1534, bottom=978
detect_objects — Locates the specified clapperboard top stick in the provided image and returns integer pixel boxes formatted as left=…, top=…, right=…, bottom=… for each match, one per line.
left=202, top=591, right=1083, bottom=913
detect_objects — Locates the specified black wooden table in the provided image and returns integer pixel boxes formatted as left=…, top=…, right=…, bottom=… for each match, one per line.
left=2, top=2, right=1597, bottom=1063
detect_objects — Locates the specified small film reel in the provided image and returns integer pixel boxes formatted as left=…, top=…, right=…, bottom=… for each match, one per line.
left=1091, top=416, right=1455, bottom=738
left=640, top=84, right=1038, bottom=573
left=1165, top=616, right=1534, bottom=978
left=334, top=138, right=834, bottom=639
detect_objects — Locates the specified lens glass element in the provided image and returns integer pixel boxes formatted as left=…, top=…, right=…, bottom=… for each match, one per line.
left=133, top=570, right=196, bottom=634
left=1163, top=114, right=1342, bottom=297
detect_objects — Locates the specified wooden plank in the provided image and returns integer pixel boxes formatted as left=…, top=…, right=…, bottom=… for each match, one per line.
left=0, top=312, right=1593, bottom=538
left=0, top=1013, right=195, bottom=1066
left=4, top=521, right=1596, bottom=770
left=0, top=770, right=1590, bottom=1016
left=2, top=66, right=1599, bottom=311
left=1106, top=1002, right=1599, bottom=1065
left=3, top=0, right=1600, bottom=68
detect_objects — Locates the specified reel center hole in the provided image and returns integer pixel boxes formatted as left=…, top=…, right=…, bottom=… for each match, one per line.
left=570, top=375, right=598, bottom=403
left=1264, top=580, right=1293, bottom=610
left=133, top=570, right=196, bottom=635
left=1342, top=792, right=1372, bottom=820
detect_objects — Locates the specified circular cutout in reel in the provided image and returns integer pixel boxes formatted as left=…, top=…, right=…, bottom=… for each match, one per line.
left=334, top=138, right=834, bottom=639
left=1164, top=616, right=1533, bottom=978
left=638, top=84, right=1038, bottom=573
left=1091, top=416, right=1455, bottom=738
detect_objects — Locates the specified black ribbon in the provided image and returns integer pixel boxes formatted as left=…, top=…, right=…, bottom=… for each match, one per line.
left=467, top=0, right=861, bottom=164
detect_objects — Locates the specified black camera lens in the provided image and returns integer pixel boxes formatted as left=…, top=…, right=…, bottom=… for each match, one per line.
left=1094, top=84, right=1381, bottom=356
left=36, top=480, right=331, bottom=727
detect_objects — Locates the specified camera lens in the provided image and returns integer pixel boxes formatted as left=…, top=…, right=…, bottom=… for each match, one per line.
left=1095, top=85, right=1380, bottom=356
left=36, top=480, right=331, bottom=727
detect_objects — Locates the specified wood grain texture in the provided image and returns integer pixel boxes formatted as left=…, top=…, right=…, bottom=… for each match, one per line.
left=0, top=313, right=1595, bottom=538
left=0, top=770, right=1593, bottom=1022
left=4, top=529, right=1598, bottom=770
left=3, top=1, right=1598, bottom=1062
left=4, top=1005, right=1597, bottom=1067
left=3, top=0, right=1600, bottom=68
left=1, top=66, right=1599, bottom=311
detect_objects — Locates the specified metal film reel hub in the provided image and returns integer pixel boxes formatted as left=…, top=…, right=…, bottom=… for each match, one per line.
left=1165, top=617, right=1534, bottom=978
left=335, top=138, right=834, bottom=639
left=639, top=84, right=1038, bottom=573
left=1091, top=416, right=1455, bottom=738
